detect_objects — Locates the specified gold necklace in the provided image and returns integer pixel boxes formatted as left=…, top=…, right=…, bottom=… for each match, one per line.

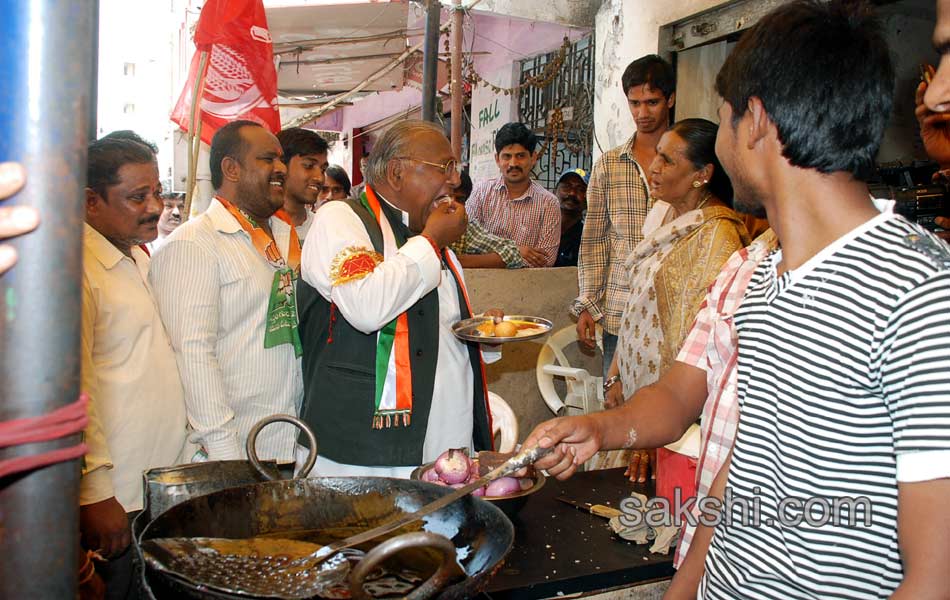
left=695, top=189, right=712, bottom=211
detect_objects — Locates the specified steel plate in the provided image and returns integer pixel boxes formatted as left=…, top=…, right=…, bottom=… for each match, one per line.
left=452, top=315, right=553, bottom=344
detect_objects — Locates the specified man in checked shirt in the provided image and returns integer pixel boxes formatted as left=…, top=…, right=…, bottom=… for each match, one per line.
left=465, top=122, right=560, bottom=267
left=571, top=55, right=675, bottom=375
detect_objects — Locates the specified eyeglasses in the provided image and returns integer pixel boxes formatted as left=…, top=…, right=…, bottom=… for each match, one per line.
left=398, top=157, right=462, bottom=177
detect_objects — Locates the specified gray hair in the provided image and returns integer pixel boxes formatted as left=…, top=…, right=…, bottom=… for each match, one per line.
left=364, top=120, right=446, bottom=187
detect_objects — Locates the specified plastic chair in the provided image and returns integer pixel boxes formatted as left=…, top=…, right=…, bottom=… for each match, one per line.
left=535, top=324, right=604, bottom=417
left=487, top=392, right=518, bottom=453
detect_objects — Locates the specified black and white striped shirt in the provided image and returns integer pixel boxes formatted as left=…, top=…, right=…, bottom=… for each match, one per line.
left=701, top=214, right=950, bottom=599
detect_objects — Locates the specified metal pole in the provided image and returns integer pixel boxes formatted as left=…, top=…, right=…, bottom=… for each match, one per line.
left=450, top=0, right=463, bottom=159
left=89, top=0, right=100, bottom=142
left=0, top=0, right=97, bottom=597
left=421, top=0, right=441, bottom=123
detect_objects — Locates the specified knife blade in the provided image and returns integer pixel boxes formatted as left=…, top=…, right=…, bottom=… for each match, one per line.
left=555, top=495, right=622, bottom=519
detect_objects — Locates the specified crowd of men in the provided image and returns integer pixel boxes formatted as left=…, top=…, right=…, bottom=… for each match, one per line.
left=0, top=1, right=947, bottom=599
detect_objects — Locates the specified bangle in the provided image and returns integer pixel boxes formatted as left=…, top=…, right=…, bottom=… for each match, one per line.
left=603, top=375, right=620, bottom=392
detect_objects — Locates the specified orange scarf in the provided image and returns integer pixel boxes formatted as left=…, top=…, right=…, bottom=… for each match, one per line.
left=217, top=196, right=301, bottom=273
left=218, top=196, right=303, bottom=356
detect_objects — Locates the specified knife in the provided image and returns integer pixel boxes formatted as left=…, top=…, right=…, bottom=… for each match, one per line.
left=556, top=495, right=622, bottom=519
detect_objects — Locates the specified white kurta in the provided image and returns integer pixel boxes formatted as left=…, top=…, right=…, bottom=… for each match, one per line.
left=298, top=197, right=497, bottom=478
left=149, top=199, right=303, bottom=463
left=80, top=224, right=190, bottom=511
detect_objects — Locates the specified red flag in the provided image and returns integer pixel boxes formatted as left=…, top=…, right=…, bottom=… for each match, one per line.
left=171, top=0, right=280, bottom=144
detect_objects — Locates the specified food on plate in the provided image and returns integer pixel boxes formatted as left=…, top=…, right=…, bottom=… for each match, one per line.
left=471, top=317, right=548, bottom=339
left=475, top=320, right=495, bottom=337
left=493, top=321, right=517, bottom=338
left=422, top=448, right=534, bottom=498
left=513, top=324, right=548, bottom=337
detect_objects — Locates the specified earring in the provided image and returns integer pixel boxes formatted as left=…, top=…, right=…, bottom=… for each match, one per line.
left=692, top=181, right=702, bottom=188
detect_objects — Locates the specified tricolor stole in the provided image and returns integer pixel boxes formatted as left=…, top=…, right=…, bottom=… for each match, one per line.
left=361, top=186, right=414, bottom=429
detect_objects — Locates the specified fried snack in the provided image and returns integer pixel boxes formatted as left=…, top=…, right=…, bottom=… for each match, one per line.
left=476, top=320, right=495, bottom=337
left=515, top=326, right=547, bottom=338
left=494, top=321, right=517, bottom=338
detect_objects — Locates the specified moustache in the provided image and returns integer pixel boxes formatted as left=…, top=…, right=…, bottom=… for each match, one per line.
left=507, top=167, right=522, bottom=173
left=140, top=216, right=160, bottom=226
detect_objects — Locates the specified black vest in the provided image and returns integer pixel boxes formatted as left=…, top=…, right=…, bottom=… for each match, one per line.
left=296, top=197, right=492, bottom=466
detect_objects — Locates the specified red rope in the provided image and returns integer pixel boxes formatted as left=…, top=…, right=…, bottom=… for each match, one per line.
left=0, top=392, right=89, bottom=479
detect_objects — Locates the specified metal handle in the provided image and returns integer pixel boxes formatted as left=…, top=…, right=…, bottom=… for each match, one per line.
left=245, top=414, right=318, bottom=480
left=348, top=532, right=460, bottom=600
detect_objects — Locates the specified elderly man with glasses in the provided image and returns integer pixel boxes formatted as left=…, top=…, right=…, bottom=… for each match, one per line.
left=295, top=119, right=503, bottom=477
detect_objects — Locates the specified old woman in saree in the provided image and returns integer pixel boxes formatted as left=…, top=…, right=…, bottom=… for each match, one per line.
left=593, top=118, right=751, bottom=477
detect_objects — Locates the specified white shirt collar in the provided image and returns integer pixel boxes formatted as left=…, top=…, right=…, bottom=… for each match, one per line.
left=207, top=197, right=243, bottom=234
left=374, top=190, right=410, bottom=227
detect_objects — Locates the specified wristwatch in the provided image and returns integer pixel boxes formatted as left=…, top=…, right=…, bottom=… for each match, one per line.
left=603, top=375, right=620, bottom=392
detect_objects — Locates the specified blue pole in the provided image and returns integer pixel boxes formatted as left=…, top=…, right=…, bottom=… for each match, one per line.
left=0, top=0, right=97, bottom=596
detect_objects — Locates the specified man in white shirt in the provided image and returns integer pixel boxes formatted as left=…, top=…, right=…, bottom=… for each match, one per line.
left=150, top=120, right=303, bottom=465
left=296, top=119, right=497, bottom=477
left=80, top=137, right=190, bottom=598
left=276, top=127, right=329, bottom=242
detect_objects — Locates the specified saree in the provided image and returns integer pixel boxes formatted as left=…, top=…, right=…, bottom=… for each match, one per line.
left=589, top=204, right=750, bottom=470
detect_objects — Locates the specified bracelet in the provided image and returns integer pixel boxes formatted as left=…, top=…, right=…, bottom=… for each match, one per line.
left=603, top=375, right=620, bottom=392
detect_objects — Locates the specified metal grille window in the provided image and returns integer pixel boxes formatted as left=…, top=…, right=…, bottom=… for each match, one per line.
left=519, top=35, right=594, bottom=191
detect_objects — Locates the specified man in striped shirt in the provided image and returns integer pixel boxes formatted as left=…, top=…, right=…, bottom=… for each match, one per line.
left=465, top=122, right=560, bottom=267
left=681, top=2, right=950, bottom=598
left=529, top=2, right=950, bottom=598
left=151, top=121, right=303, bottom=465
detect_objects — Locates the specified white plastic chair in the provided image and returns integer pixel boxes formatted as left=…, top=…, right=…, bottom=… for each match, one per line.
left=536, top=324, right=604, bottom=417
left=487, top=392, right=518, bottom=453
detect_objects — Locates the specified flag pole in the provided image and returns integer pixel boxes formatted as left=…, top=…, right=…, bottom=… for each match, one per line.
left=184, top=50, right=209, bottom=222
